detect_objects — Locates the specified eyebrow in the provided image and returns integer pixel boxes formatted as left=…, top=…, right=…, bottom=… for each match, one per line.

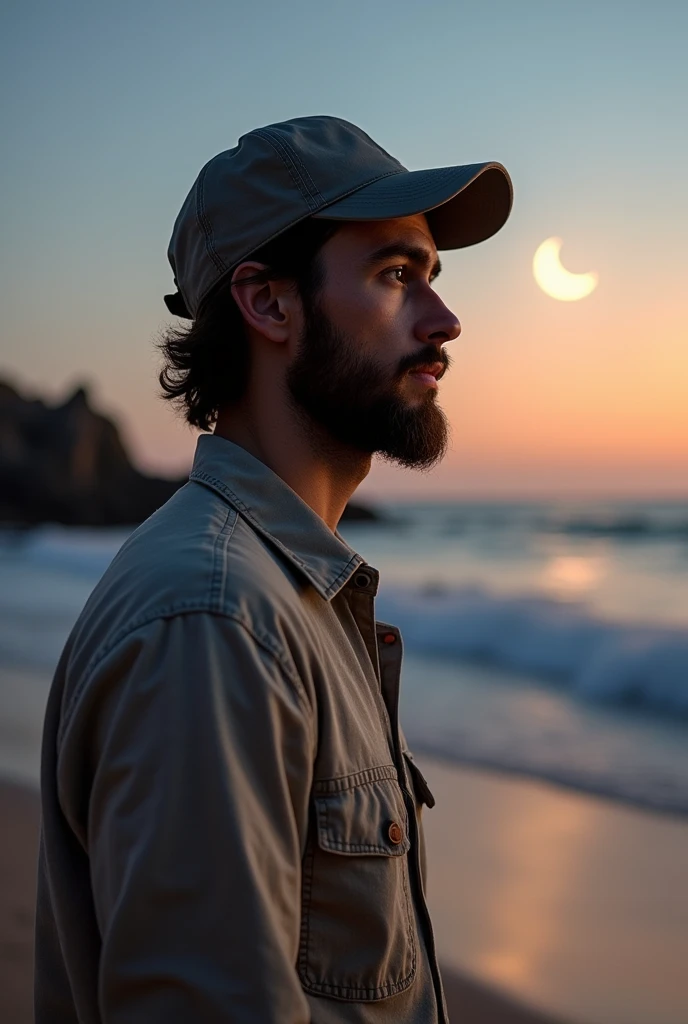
left=362, top=241, right=442, bottom=280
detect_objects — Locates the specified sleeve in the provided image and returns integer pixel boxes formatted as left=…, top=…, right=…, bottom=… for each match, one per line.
left=66, top=612, right=314, bottom=1024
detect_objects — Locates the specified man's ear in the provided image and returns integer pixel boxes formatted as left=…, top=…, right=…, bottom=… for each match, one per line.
left=230, top=262, right=298, bottom=344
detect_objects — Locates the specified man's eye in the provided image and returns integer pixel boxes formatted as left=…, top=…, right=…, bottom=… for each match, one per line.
left=386, top=266, right=405, bottom=282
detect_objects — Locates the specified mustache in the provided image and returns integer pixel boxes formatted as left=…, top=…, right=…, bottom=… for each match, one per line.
left=397, top=347, right=452, bottom=381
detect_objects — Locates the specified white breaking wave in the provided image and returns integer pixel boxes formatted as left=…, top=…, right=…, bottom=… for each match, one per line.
left=2, top=527, right=688, bottom=718
left=377, top=585, right=688, bottom=718
left=2, top=526, right=688, bottom=811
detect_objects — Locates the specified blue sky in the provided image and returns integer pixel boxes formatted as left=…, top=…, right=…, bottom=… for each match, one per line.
left=2, top=0, right=687, bottom=493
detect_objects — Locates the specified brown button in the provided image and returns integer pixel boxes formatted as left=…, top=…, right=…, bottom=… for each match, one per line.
left=387, top=821, right=403, bottom=845
left=382, top=633, right=396, bottom=645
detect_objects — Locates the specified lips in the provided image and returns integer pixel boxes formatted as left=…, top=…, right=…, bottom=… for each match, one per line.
left=408, top=361, right=445, bottom=381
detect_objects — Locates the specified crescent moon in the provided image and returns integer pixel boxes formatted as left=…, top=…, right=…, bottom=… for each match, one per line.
left=533, top=237, right=598, bottom=301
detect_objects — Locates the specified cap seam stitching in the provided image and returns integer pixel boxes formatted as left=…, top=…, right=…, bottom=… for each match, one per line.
left=192, top=207, right=319, bottom=316
left=196, top=164, right=227, bottom=275
left=259, top=127, right=325, bottom=205
left=255, top=127, right=324, bottom=206
left=251, top=128, right=319, bottom=212
left=315, top=166, right=405, bottom=208
left=191, top=168, right=422, bottom=316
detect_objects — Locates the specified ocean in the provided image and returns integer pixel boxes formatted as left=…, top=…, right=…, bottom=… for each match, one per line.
left=1, top=499, right=687, bottom=816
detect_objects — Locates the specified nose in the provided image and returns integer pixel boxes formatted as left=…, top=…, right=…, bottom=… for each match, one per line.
left=414, top=292, right=461, bottom=347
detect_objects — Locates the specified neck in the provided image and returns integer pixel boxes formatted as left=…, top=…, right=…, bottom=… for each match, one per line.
left=214, top=391, right=371, bottom=532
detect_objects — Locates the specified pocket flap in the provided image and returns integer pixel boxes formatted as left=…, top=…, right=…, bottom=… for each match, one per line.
left=313, top=770, right=410, bottom=857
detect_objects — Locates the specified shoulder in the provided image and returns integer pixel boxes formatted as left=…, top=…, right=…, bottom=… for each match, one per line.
left=63, top=479, right=313, bottom=683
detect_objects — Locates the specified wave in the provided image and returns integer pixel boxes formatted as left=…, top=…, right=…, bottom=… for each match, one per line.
left=553, top=514, right=688, bottom=541
left=377, top=585, right=688, bottom=718
left=2, top=526, right=687, bottom=720
left=0, top=525, right=129, bottom=577
left=2, top=527, right=687, bottom=813
left=379, top=503, right=688, bottom=543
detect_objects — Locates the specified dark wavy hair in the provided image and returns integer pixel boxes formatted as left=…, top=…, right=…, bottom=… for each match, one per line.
left=158, top=217, right=340, bottom=431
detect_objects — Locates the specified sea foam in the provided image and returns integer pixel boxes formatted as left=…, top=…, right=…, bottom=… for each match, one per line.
left=3, top=526, right=688, bottom=719
left=377, top=586, right=688, bottom=717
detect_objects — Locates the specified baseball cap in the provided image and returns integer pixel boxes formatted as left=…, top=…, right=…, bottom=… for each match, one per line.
left=165, top=115, right=513, bottom=319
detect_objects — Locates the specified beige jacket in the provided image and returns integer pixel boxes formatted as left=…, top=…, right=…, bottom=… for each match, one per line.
left=36, top=434, right=446, bottom=1023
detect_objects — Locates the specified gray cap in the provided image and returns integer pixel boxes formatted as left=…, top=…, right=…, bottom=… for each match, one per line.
left=165, top=115, right=513, bottom=319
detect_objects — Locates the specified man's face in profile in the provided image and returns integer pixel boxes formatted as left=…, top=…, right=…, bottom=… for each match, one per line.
left=286, top=213, right=461, bottom=469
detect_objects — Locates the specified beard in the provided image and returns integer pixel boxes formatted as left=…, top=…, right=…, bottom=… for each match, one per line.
left=285, top=300, right=450, bottom=470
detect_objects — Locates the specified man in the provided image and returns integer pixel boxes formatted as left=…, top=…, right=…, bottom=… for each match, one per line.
left=36, top=116, right=512, bottom=1022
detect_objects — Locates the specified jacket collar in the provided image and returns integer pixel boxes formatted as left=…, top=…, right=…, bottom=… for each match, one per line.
left=189, top=433, right=365, bottom=601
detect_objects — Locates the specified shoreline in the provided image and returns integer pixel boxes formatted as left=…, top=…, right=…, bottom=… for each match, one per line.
left=411, top=744, right=688, bottom=823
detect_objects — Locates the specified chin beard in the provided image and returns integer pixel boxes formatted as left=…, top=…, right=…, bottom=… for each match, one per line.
left=286, top=302, right=449, bottom=470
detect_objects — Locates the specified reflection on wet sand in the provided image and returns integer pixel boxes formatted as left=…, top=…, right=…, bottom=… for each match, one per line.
left=421, top=757, right=688, bottom=1024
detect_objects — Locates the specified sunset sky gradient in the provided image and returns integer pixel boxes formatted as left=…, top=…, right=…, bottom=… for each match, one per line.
left=2, top=0, right=687, bottom=497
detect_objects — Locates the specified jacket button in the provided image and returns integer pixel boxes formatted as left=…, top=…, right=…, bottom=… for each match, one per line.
left=354, top=572, right=372, bottom=588
left=387, top=821, right=404, bottom=845
left=382, top=633, right=396, bottom=645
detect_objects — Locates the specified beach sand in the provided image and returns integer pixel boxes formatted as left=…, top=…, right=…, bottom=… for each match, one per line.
left=418, top=756, right=688, bottom=1024
left=1, top=777, right=572, bottom=1024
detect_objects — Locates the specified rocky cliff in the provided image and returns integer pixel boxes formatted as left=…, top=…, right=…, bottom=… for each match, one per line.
left=0, top=380, right=185, bottom=525
left=0, top=380, right=378, bottom=526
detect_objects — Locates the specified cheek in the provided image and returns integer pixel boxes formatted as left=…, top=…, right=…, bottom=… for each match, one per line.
left=324, top=283, right=404, bottom=346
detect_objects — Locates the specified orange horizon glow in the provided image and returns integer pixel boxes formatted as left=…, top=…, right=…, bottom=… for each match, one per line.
left=5, top=271, right=687, bottom=499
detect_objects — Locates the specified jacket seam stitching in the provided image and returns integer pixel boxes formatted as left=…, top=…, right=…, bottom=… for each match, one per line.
left=58, top=606, right=311, bottom=745
left=316, top=837, right=409, bottom=856
left=401, top=843, right=418, bottom=983
left=189, top=470, right=361, bottom=598
left=299, top=823, right=316, bottom=986
left=324, top=556, right=362, bottom=600
left=314, top=775, right=409, bottom=855
left=298, top=818, right=414, bottom=998
left=313, top=764, right=398, bottom=793
left=209, top=505, right=237, bottom=611
left=300, top=973, right=416, bottom=1000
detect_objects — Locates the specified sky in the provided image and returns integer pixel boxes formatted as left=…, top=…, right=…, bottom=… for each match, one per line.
left=2, top=0, right=687, bottom=498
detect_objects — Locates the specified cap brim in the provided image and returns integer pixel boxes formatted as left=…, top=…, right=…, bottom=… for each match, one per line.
left=313, top=162, right=513, bottom=249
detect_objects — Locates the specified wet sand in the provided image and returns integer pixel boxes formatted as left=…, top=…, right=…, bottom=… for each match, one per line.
left=419, top=756, right=688, bottom=1024
left=0, top=777, right=570, bottom=1024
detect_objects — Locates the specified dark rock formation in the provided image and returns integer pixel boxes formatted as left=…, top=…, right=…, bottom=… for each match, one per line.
left=0, top=380, right=184, bottom=526
left=339, top=501, right=379, bottom=522
left=0, top=379, right=380, bottom=526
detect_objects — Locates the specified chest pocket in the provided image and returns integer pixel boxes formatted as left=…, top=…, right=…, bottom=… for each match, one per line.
left=298, top=766, right=417, bottom=1001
